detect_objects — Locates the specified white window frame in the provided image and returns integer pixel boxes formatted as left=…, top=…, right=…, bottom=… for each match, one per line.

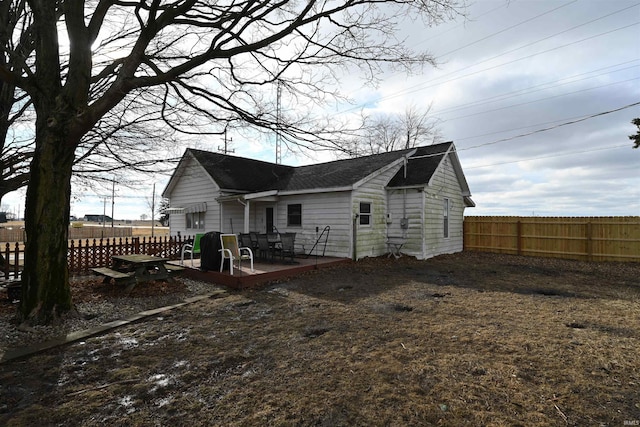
left=186, top=211, right=205, bottom=230
left=287, top=203, right=302, bottom=227
left=359, top=202, right=372, bottom=227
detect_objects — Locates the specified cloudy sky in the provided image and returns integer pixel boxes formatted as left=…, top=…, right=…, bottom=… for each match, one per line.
left=2, top=0, right=638, bottom=220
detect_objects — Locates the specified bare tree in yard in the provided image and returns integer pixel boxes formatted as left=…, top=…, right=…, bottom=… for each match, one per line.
left=0, top=1, right=35, bottom=205
left=346, top=104, right=442, bottom=156
left=0, top=0, right=464, bottom=324
left=0, top=2, right=183, bottom=207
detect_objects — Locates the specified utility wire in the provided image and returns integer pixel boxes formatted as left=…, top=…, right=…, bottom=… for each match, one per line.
left=373, top=22, right=639, bottom=108
left=434, top=61, right=640, bottom=116
left=440, top=77, right=639, bottom=122
left=465, top=144, right=629, bottom=170
left=338, top=3, right=639, bottom=115
left=459, top=101, right=640, bottom=152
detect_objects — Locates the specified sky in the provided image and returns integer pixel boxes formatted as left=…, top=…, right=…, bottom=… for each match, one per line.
left=2, top=0, right=639, bottom=220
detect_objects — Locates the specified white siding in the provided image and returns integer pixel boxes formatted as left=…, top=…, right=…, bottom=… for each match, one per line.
left=219, top=200, right=245, bottom=234
left=352, top=163, right=403, bottom=259
left=274, top=192, right=352, bottom=258
left=167, top=156, right=221, bottom=238
left=387, top=188, right=424, bottom=257
left=421, top=154, right=465, bottom=259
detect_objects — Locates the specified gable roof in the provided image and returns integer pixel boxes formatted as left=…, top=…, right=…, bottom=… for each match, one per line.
left=163, top=142, right=470, bottom=197
left=189, top=149, right=293, bottom=192
left=387, top=142, right=453, bottom=188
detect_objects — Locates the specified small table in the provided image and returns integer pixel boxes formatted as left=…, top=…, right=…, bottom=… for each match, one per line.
left=93, top=254, right=172, bottom=290
left=386, top=237, right=406, bottom=259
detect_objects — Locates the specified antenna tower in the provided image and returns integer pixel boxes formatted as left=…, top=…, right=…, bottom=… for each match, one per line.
left=218, top=126, right=234, bottom=155
left=275, top=81, right=282, bottom=164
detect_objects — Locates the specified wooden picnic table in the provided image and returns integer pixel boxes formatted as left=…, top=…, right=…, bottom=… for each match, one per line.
left=92, top=254, right=181, bottom=290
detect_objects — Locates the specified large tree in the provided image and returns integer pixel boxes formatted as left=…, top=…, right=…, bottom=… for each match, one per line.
left=1, top=0, right=464, bottom=324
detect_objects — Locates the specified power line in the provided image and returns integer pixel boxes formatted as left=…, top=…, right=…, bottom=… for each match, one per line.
left=464, top=144, right=629, bottom=170
left=337, top=3, right=639, bottom=116
left=440, top=77, right=640, bottom=123
left=373, top=22, right=639, bottom=108
left=458, top=101, right=640, bottom=152
left=433, top=61, right=640, bottom=116
left=434, top=0, right=579, bottom=58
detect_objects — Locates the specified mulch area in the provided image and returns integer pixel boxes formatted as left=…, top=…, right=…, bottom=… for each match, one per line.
left=1, top=252, right=639, bottom=426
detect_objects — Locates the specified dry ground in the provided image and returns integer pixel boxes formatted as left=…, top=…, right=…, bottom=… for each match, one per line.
left=1, top=252, right=639, bottom=426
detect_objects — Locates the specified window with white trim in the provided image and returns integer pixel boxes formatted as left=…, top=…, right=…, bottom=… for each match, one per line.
left=186, top=211, right=205, bottom=230
left=359, top=202, right=371, bottom=226
left=287, top=204, right=302, bottom=226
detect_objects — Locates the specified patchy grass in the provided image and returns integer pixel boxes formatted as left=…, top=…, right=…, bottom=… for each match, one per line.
left=1, top=252, right=639, bottom=426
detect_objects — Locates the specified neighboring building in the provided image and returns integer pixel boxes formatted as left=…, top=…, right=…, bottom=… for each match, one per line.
left=83, top=214, right=113, bottom=222
left=162, top=142, right=475, bottom=260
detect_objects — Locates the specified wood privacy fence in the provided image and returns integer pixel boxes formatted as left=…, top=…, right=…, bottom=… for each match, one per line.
left=463, top=216, right=640, bottom=262
left=1, top=235, right=192, bottom=279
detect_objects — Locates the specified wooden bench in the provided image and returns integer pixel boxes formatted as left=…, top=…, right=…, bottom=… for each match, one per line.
left=164, top=264, right=185, bottom=274
left=91, top=267, right=136, bottom=285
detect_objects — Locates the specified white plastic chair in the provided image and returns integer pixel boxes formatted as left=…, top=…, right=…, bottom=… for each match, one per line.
left=219, top=234, right=254, bottom=275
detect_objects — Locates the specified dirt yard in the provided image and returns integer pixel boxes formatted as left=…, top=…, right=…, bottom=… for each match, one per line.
left=1, top=252, right=639, bottom=426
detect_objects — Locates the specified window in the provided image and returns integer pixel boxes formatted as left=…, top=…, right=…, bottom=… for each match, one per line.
left=287, top=204, right=302, bottom=226
left=186, top=211, right=205, bottom=230
left=359, top=202, right=371, bottom=226
left=443, top=198, right=449, bottom=238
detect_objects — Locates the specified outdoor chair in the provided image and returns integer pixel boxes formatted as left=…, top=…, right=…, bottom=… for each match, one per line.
left=181, top=233, right=204, bottom=266
left=257, top=234, right=272, bottom=261
left=280, top=232, right=296, bottom=263
left=239, top=233, right=254, bottom=250
left=249, top=231, right=260, bottom=252
left=219, top=234, right=254, bottom=275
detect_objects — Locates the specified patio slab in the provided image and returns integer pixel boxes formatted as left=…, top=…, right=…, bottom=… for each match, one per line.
left=172, top=256, right=351, bottom=289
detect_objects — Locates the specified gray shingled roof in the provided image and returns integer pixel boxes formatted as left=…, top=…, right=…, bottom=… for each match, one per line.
left=189, top=149, right=293, bottom=192
left=387, top=142, right=453, bottom=187
left=186, top=142, right=453, bottom=193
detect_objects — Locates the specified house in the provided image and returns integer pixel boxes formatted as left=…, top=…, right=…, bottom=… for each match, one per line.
left=162, top=142, right=474, bottom=260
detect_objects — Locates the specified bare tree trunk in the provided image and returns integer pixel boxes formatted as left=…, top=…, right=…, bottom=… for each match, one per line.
left=20, top=120, right=75, bottom=323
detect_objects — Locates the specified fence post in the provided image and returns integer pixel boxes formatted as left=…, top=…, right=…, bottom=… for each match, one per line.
left=517, top=220, right=522, bottom=256
left=13, top=242, right=20, bottom=278
left=2, top=242, right=9, bottom=279
left=586, top=221, right=593, bottom=262
left=134, top=237, right=140, bottom=254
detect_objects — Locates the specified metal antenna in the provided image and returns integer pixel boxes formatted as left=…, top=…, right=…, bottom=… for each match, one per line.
left=218, top=125, right=234, bottom=154
left=276, top=80, right=282, bottom=164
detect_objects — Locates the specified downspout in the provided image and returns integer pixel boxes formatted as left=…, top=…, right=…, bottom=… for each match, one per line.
left=352, top=214, right=358, bottom=261
left=421, top=187, right=426, bottom=259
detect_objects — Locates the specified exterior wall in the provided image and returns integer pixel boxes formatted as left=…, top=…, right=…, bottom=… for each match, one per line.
left=219, top=200, right=245, bottom=234
left=167, top=156, right=221, bottom=238
left=421, top=154, right=465, bottom=259
left=273, top=192, right=352, bottom=258
left=352, top=163, right=403, bottom=260
left=387, top=188, right=424, bottom=257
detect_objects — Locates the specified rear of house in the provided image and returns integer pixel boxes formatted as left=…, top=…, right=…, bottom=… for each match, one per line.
left=163, top=142, right=474, bottom=260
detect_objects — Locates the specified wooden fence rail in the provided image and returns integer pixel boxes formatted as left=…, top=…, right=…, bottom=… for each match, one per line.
left=463, top=216, right=640, bottom=262
left=2, top=235, right=192, bottom=280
